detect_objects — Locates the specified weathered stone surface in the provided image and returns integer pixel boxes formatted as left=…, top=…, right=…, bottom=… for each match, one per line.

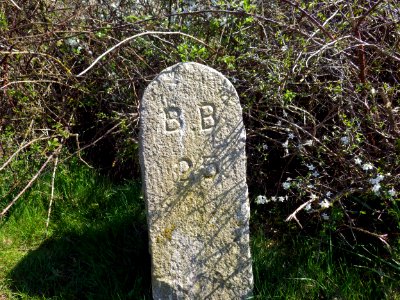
left=139, top=62, right=253, bottom=299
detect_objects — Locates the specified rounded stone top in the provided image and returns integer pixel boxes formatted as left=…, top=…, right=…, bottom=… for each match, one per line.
left=154, top=61, right=232, bottom=80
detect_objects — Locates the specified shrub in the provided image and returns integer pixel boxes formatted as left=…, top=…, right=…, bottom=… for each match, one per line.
left=1, top=0, right=399, bottom=250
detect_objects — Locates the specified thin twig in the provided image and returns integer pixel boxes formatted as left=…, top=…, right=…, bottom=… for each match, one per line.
left=0, top=146, right=62, bottom=218
left=45, top=147, right=61, bottom=237
left=8, top=0, right=22, bottom=10
left=72, top=134, right=93, bottom=168
left=280, top=0, right=335, bottom=41
left=344, top=224, right=390, bottom=248
left=256, top=112, right=339, bottom=158
left=77, top=31, right=211, bottom=77
left=285, top=199, right=315, bottom=228
left=116, top=9, right=279, bottom=30
left=354, top=0, right=385, bottom=29
left=62, top=121, right=123, bottom=163
left=351, top=37, right=400, bottom=63
left=0, top=51, right=73, bottom=74
left=0, top=137, right=50, bottom=172
left=286, top=188, right=359, bottom=229
left=305, top=35, right=352, bottom=67
left=164, top=9, right=324, bottom=46
left=1, top=80, right=67, bottom=90
left=166, top=9, right=279, bottom=26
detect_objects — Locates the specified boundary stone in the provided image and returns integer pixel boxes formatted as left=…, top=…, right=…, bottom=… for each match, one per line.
left=139, top=62, right=253, bottom=299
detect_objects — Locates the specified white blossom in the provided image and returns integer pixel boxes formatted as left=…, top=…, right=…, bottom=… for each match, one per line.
left=319, top=199, right=331, bottom=209
left=321, top=213, right=330, bottom=221
left=341, top=136, right=350, bottom=145
left=369, top=174, right=384, bottom=185
left=388, top=188, right=397, bottom=197
left=282, top=181, right=291, bottom=190
left=312, top=171, right=320, bottom=177
left=372, top=183, right=381, bottom=194
left=66, top=37, right=79, bottom=47
left=255, top=195, right=267, bottom=204
left=278, top=196, right=286, bottom=202
left=304, top=203, right=312, bottom=211
left=220, top=16, right=228, bottom=25
left=306, top=164, right=315, bottom=171
left=362, top=163, right=374, bottom=171
left=354, top=157, right=362, bottom=165
left=262, top=144, right=268, bottom=150
left=303, top=140, right=313, bottom=146
left=288, top=133, right=295, bottom=139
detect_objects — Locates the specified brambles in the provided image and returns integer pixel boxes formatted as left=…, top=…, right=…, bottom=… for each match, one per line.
left=0, top=0, right=399, bottom=252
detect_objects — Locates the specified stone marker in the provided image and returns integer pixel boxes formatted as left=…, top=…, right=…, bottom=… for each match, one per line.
left=139, top=62, right=253, bottom=299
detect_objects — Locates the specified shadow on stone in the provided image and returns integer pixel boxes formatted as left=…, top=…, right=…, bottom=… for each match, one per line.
left=140, top=62, right=253, bottom=298
left=7, top=214, right=151, bottom=299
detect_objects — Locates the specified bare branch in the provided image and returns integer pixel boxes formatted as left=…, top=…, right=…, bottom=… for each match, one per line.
left=8, top=0, right=22, bottom=10
left=0, top=50, right=73, bottom=75
left=280, top=0, right=335, bottom=40
left=77, top=31, right=212, bottom=77
left=344, top=224, right=390, bottom=248
left=166, top=9, right=280, bottom=26
left=0, top=137, right=51, bottom=172
left=354, top=0, right=385, bottom=29
left=45, top=147, right=61, bottom=236
left=62, top=121, right=123, bottom=162
left=352, top=37, right=400, bottom=63
left=305, top=35, right=352, bottom=67
left=285, top=199, right=315, bottom=228
left=1, top=80, right=67, bottom=90
left=1, top=146, right=62, bottom=218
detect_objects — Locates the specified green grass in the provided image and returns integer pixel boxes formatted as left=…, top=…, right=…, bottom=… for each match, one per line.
left=252, top=230, right=400, bottom=299
left=1, top=161, right=399, bottom=299
left=0, top=162, right=151, bottom=299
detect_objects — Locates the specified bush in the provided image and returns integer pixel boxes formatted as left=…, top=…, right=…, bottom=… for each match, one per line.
left=1, top=0, right=399, bottom=251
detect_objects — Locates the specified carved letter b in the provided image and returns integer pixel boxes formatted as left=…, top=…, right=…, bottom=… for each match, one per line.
left=165, top=107, right=181, bottom=132
left=199, top=105, right=215, bottom=130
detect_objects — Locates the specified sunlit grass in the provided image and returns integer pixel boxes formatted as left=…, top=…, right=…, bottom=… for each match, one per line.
left=0, top=161, right=150, bottom=299
left=0, top=161, right=399, bottom=299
